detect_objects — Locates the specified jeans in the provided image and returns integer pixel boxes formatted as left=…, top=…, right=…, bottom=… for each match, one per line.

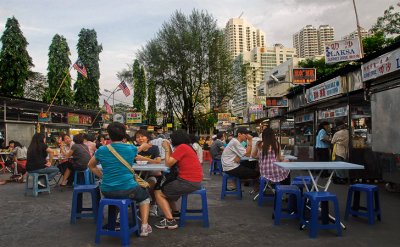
left=30, top=166, right=60, bottom=184
left=102, top=185, right=150, bottom=206
left=334, top=155, right=348, bottom=179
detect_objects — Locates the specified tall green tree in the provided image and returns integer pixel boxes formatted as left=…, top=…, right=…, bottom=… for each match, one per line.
left=372, top=2, right=400, bottom=36
left=44, top=34, right=74, bottom=105
left=147, top=80, right=157, bottom=125
left=0, top=16, right=33, bottom=97
left=132, top=60, right=146, bottom=116
left=298, top=57, right=342, bottom=79
left=24, top=71, right=47, bottom=100
left=74, top=28, right=102, bottom=109
left=138, top=9, right=233, bottom=133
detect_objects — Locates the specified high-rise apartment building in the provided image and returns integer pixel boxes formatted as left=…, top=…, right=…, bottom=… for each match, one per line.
left=232, top=45, right=297, bottom=116
left=293, top=25, right=334, bottom=58
left=342, top=27, right=372, bottom=40
left=223, top=18, right=266, bottom=59
left=318, top=25, right=335, bottom=54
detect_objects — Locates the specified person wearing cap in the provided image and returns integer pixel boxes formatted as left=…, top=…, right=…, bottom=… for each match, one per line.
left=315, top=121, right=331, bottom=162
left=221, top=127, right=260, bottom=190
left=331, top=121, right=349, bottom=184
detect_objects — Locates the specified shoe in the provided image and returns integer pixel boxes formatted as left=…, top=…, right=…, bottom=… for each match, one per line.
left=141, top=224, right=152, bottom=237
left=149, top=205, right=158, bottom=217
left=38, top=181, right=46, bottom=188
left=155, top=218, right=178, bottom=229
left=172, top=211, right=180, bottom=220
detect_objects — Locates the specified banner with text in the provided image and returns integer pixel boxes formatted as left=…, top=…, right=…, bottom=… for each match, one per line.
left=318, top=106, right=348, bottom=119
left=306, top=76, right=342, bottom=103
left=292, top=68, right=316, bottom=84
left=249, top=104, right=263, bottom=114
left=217, top=113, right=231, bottom=121
left=325, top=39, right=361, bottom=64
left=126, top=112, right=142, bottom=124
left=266, top=98, right=288, bottom=107
left=254, top=96, right=267, bottom=105
left=362, top=47, right=400, bottom=81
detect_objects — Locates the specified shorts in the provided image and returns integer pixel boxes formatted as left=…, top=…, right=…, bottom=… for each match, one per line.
left=101, top=185, right=150, bottom=206
left=225, top=165, right=260, bottom=180
left=162, top=177, right=201, bottom=201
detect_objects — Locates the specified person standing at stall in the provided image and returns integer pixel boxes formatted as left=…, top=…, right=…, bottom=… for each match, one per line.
left=315, top=122, right=331, bottom=161
left=331, top=121, right=349, bottom=184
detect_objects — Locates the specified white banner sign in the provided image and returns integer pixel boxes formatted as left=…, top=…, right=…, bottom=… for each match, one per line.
left=249, top=104, right=263, bottom=114
left=318, top=106, right=348, bottom=120
left=362, top=47, right=400, bottom=81
left=306, top=76, right=342, bottom=103
left=325, top=39, right=361, bottom=64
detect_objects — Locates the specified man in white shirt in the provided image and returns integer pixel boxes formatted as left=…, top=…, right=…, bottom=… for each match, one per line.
left=221, top=127, right=260, bottom=188
left=151, top=132, right=166, bottom=161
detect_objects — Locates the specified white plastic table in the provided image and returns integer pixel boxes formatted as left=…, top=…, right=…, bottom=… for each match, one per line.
left=132, top=163, right=169, bottom=172
left=273, top=161, right=364, bottom=192
left=273, top=161, right=364, bottom=229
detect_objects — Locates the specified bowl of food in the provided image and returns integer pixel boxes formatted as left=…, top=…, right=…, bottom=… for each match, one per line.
left=136, top=160, right=148, bottom=166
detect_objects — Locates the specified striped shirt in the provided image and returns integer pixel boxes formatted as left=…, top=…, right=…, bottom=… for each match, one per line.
left=258, top=149, right=290, bottom=182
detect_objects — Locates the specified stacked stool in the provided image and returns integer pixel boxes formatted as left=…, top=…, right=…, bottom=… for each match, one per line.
left=257, top=177, right=276, bottom=206
left=290, top=176, right=313, bottom=194
left=203, top=150, right=211, bottom=163
left=179, top=186, right=209, bottom=228
left=25, top=173, right=51, bottom=197
left=273, top=185, right=301, bottom=226
left=210, top=159, right=222, bottom=176
left=344, top=184, right=381, bottom=225
left=95, top=198, right=140, bottom=246
left=74, top=169, right=96, bottom=186
left=221, top=173, right=242, bottom=200
left=70, top=184, right=100, bottom=224
left=299, top=191, right=342, bottom=238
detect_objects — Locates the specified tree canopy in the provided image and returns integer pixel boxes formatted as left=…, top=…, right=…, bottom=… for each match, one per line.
left=44, top=34, right=74, bottom=105
left=146, top=80, right=157, bottom=125
left=132, top=60, right=146, bottom=116
left=74, top=28, right=102, bottom=109
left=138, top=9, right=233, bottom=133
left=0, top=16, right=33, bottom=97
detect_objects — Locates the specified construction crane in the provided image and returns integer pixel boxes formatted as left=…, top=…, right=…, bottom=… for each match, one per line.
left=238, top=12, right=244, bottom=19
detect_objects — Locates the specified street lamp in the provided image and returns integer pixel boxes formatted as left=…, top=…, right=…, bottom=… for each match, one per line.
left=104, top=88, right=121, bottom=114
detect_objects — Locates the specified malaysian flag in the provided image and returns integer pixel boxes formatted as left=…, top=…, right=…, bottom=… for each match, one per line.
left=103, top=100, right=113, bottom=114
left=119, top=81, right=130, bottom=97
left=73, top=58, right=88, bottom=78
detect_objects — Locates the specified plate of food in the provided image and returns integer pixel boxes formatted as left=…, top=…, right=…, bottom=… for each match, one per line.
left=136, top=160, right=148, bottom=166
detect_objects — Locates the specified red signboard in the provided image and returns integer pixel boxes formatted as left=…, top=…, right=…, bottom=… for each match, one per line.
left=292, top=68, right=316, bottom=84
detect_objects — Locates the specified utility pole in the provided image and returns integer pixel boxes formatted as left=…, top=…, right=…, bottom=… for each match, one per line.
left=352, top=0, right=364, bottom=58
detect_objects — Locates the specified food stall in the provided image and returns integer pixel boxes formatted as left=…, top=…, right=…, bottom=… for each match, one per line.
left=294, top=112, right=314, bottom=161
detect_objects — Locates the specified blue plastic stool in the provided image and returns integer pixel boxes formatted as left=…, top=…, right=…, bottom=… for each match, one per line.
left=344, top=184, right=381, bottom=225
left=95, top=198, right=140, bottom=246
left=257, top=177, right=277, bottom=206
left=74, top=169, right=96, bottom=186
left=221, top=173, right=242, bottom=200
left=273, top=185, right=301, bottom=226
left=179, top=186, right=209, bottom=228
left=300, top=191, right=342, bottom=238
left=25, top=173, right=51, bottom=197
left=70, top=185, right=100, bottom=224
left=290, top=180, right=312, bottom=194
left=210, top=159, right=222, bottom=176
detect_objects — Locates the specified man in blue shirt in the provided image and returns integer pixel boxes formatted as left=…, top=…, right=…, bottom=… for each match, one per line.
left=315, top=121, right=330, bottom=161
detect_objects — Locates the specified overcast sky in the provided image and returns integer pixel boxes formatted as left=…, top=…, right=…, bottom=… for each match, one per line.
left=0, top=0, right=398, bottom=105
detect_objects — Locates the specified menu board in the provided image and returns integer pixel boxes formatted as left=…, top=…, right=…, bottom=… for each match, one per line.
left=67, top=113, right=79, bottom=124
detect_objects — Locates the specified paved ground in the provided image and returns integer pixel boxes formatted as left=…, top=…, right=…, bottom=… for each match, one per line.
left=1, top=163, right=400, bottom=247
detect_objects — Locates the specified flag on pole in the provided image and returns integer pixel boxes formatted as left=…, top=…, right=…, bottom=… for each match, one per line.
left=119, top=81, right=131, bottom=97
left=73, top=58, right=88, bottom=78
left=104, top=100, right=113, bottom=114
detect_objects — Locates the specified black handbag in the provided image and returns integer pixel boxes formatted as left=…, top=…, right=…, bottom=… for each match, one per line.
left=155, top=164, right=178, bottom=190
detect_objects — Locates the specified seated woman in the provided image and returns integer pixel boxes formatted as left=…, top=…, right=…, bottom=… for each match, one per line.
left=134, top=129, right=161, bottom=217
left=154, top=129, right=203, bottom=230
left=202, top=136, right=212, bottom=151
left=59, top=133, right=92, bottom=186
left=11, top=141, right=28, bottom=177
left=190, top=134, right=203, bottom=163
left=26, top=133, right=59, bottom=187
left=96, top=134, right=110, bottom=149
left=252, top=128, right=290, bottom=185
left=88, top=122, right=153, bottom=237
